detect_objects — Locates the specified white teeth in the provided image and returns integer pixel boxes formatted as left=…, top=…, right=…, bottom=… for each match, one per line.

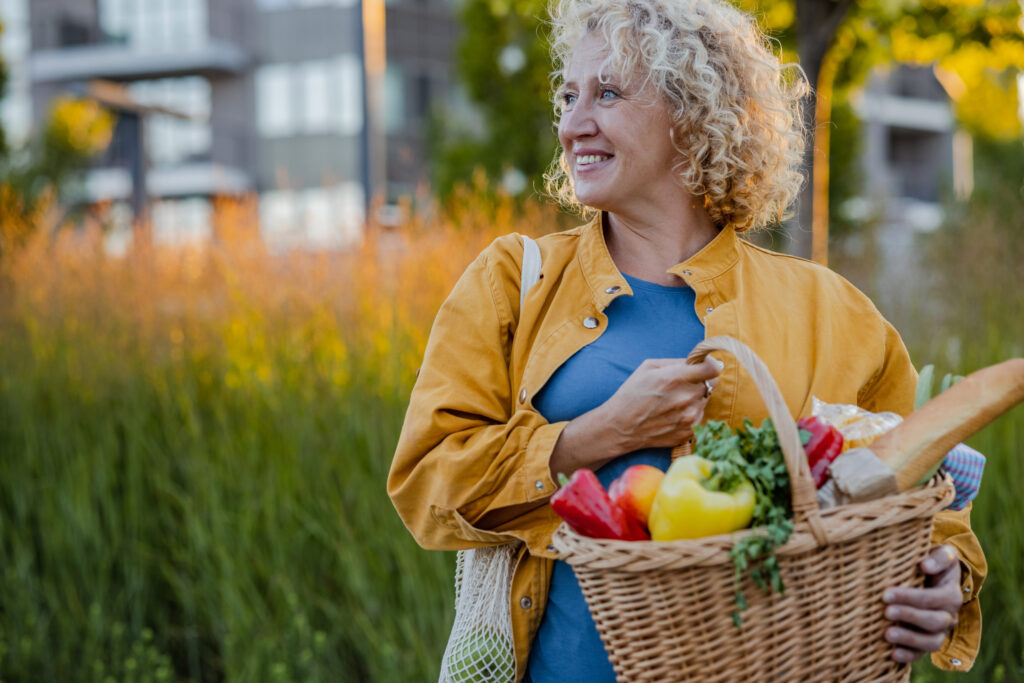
left=576, top=154, right=611, bottom=166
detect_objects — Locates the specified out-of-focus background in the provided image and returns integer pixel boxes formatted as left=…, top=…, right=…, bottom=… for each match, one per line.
left=0, top=0, right=1021, bottom=681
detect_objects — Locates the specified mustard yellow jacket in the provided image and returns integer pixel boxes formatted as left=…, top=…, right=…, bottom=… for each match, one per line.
left=387, top=215, right=986, bottom=679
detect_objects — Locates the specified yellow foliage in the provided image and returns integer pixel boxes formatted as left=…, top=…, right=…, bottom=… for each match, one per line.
left=939, top=40, right=1024, bottom=139
left=734, top=0, right=794, bottom=34
left=891, top=25, right=956, bottom=64
left=47, top=96, right=116, bottom=157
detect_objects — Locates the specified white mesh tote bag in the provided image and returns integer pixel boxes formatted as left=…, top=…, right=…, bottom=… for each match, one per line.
left=437, top=235, right=542, bottom=683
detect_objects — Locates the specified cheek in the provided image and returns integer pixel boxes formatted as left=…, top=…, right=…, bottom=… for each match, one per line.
left=556, top=128, right=569, bottom=163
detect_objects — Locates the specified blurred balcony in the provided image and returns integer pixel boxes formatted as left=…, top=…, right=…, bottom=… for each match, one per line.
left=83, top=124, right=254, bottom=203
left=30, top=41, right=250, bottom=83
left=28, top=8, right=252, bottom=83
left=81, top=163, right=253, bottom=203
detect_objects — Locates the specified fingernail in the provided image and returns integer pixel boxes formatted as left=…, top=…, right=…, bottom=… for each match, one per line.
left=711, top=358, right=725, bottom=370
left=923, top=558, right=937, bottom=572
left=883, top=589, right=895, bottom=603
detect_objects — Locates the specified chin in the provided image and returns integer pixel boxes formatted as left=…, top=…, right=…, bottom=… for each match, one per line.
left=573, top=184, right=616, bottom=212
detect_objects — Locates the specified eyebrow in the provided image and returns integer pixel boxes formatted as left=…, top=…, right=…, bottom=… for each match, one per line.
left=562, top=74, right=621, bottom=90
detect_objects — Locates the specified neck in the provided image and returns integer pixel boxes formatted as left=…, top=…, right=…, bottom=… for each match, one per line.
left=603, top=199, right=719, bottom=286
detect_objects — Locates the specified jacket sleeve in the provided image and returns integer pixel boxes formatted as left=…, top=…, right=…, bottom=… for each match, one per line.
left=387, top=237, right=567, bottom=554
left=857, top=316, right=987, bottom=671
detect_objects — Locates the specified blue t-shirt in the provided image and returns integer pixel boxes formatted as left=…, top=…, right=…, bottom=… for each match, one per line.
left=525, top=273, right=705, bottom=683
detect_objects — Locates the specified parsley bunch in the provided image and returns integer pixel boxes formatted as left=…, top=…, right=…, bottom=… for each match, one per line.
left=695, top=419, right=794, bottom=626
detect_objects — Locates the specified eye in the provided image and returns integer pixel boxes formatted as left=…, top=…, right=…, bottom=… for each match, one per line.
left=600, top=87, right=620, bottom=100
left=561, top=91, right=578, bottom=108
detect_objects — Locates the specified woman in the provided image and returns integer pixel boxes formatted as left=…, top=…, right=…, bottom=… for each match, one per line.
left=388, top=0, right=985, bottom=680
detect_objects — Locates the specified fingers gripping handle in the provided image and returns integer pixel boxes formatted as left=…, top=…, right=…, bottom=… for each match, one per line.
left=673, top=336, right=829, bottom=546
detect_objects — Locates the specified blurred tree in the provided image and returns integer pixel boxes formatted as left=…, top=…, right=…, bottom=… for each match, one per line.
left=433, top=0, right=1024, bottom=254
left=428, top=0, right=556, bottom=201
left=0, top=22, right=114, bottom=258
left=760, top=0, right=1024, bottom=259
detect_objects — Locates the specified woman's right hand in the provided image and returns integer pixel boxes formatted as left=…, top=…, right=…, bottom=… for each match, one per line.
left=601, top=357, right=723, bottom=452
left=548, top=357, right=723, bottom=479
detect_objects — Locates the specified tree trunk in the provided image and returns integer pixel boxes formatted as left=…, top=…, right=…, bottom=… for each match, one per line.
left=789, top=0, right=854, bottom=260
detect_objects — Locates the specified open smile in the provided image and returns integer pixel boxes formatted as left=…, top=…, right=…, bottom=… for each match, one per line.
left=575, top=154, right=614, bottom=173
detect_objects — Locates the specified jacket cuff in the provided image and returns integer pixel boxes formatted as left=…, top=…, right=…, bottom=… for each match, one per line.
left=929, top=595, right=981, bottom=671
left=515, top=420, right=569, bottom=503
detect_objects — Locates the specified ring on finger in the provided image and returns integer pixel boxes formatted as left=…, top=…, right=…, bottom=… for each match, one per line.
left=704, top=380, right=713, bottom=398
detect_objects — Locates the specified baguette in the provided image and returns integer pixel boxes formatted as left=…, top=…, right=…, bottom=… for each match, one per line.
left=868, top=358, right=1024, bottom=491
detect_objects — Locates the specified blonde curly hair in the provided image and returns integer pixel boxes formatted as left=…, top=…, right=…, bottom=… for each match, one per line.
left=546, top=0, right=807, bottom=233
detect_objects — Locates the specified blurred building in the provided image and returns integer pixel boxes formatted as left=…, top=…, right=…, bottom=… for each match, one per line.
left=850, top=63, right=971, bottom=232
left=845, top=64, right=974, bottom=309
left=1, top=0, right=458, bottom=248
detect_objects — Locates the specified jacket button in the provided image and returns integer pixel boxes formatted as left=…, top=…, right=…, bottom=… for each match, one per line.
left=583, top=317, right=599, bottom=329
left=950, top=658, right=962, bottom=667
left=520, top=596, right=533, bottom=609
left=605, top=285, right=620, bottom=294
left=705, top=306, right=714, bottom=314
left=683, top=269, right=692, bottom=276
left=546, top=544, right=556, bottom=553
left=535, top=480, right=545, bottom=490
left=519, top=388, right=527, bottom=403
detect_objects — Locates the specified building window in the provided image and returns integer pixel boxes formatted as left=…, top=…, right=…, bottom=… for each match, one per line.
left=414, top=73, right=432, bottom=121
left=152, top=197, right=212, bottom=245
left=129, top=77, right=212, bottom=165
left=384, top=64, right=405, bottom=133
left=0, top=0, right=30, bottom=56
left=99, top=0, right=207, bottom=52
left=257, top=0, right=356, bottom=9
left=0, top=0, right=31, bottom=146
left=260, top=184, right=364, bottom=248
left=257, top=64, right=296, bottom=138
left=301, top=60, right=333, bottom=134
left=337, top=55, right=363, bottom=136
left=259, top=189, right=299, bottom=240
left=258, top=58, right=363, bottom=138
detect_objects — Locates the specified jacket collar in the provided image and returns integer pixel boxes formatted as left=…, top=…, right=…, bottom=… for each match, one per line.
left=667, top=219, right=740, bottom=284
left=575, top=211, right=741, bottom=305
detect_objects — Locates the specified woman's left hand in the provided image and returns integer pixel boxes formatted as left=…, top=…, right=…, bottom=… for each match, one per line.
left=882, top=544, right=962, bottom=663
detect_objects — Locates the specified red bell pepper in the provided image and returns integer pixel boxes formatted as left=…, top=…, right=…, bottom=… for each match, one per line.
left=798, top=416, right=844, bottom=488
left=551, top=470, right=650, bottom=541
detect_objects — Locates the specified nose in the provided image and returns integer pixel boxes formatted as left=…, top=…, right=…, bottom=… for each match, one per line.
left=558, top=99, right=598, bottom=145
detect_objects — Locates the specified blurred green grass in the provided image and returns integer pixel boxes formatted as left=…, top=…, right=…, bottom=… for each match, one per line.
left=0, top=180, right=1021, bottom=681
left=0, top=305, right=456, bottom=681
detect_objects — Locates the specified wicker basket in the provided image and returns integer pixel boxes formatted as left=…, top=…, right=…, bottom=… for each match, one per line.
left=551, top=335, right=955, bottom=683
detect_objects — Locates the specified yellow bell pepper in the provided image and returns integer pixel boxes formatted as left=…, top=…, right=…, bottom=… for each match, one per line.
left=648, top=455, right=756, bottom=541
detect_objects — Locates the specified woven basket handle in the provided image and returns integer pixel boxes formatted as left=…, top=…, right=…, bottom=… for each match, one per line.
left=669, top=335, right=829, bottom=546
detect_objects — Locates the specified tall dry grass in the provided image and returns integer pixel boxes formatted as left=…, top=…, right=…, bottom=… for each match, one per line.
left=0, top=189, right=564, bottom=682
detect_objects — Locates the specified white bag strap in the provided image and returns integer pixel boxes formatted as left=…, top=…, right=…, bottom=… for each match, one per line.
left=520, top=235, right=542, bottom=312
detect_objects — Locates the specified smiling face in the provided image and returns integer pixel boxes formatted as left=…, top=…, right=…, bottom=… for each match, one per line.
left=557, top=32, right=682, bottom=214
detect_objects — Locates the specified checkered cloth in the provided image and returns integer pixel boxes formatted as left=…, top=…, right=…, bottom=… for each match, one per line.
left=940, top=443, right=986, bottom=511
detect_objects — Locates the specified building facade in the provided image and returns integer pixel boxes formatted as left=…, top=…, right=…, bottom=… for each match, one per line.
left=2, top=0, right=458, bottom=248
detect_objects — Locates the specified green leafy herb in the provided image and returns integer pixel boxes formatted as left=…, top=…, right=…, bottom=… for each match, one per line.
left=694, top=419, right=794, bottom=627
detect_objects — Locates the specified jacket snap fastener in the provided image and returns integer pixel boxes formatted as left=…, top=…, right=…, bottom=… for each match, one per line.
left=705, top=307, right=714, bottom=314
left=683, top=269, right=692, bottom=276
left=518, top=388, right=527, bottom=403
left=520, top=597, right=533, bottom=609
left=605, top=285, right=620, bottom=294
left=583, top=317, right=599, bottom=329
left=534, top=480, right=545, bottom=490
left=950, top=658, right=962, bottom=667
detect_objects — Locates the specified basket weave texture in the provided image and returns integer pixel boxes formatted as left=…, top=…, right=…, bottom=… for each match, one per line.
left=551, top=336, right=955, bottom=683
